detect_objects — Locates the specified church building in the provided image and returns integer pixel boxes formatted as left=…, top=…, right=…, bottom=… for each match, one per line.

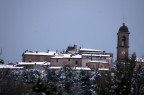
left=117, top=23, right=130, bottom=62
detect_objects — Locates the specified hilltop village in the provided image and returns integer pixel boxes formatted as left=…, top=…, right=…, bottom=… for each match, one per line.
left=19, top=45, right=113, bottom=71
left=0, top=23, right=144, bottom=95
left=0, top=23, right=144, bottom=71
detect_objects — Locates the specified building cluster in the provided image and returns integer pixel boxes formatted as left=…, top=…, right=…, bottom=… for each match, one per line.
left=15, top=45, right=113, bottom=71
left=0, top=23, right=144, bottom=71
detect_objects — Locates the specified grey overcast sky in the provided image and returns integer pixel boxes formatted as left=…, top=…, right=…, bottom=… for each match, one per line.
left=0, top=0, right=144, bottom=62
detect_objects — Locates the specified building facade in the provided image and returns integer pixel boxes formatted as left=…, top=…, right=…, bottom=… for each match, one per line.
left=135, top=58, right=144, bottom=69
left=86, top=60, right=111, bottom=70
left=22, top=50, right=57, bottom=62
left=50, top=54, right=82, bottom=67
left=79, top=48, right=113, bottom=67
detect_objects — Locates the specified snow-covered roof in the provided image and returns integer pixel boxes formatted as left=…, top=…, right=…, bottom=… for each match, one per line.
left=0, top=65, right=23, bottom=69
left=17, top=62, right=50, bottom=65
left=51, top=54, right=82, bottom=59
left=24, top=51, right=58, bottom=56
left=82, top=54, right=110, bottom=57
left=88, top=60, right=109, bottom=64
left=136, top=58, right=144, bottom=62
left=49, top=66, right=62, bottom=69
left=98, top=68, right=109, bottom=71
left=80, top=48, right=103, bottom=52
left=49, top=66, right=91, bottom=70
left=73, top=67, right=91, bottom=70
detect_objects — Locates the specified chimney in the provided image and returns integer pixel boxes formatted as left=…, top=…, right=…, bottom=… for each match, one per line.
left=47, top=49, right=49, bottom=53
left=36, top=51, right=38, bottom=53
left=74, top=44, right=77, bottom=51
left=63, top=50, right=65, bottom=53
left=103, top=51, right=105, bottom=54
left=25, top=49, right=28, bottom=52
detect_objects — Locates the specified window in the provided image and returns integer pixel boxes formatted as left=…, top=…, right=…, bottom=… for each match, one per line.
left=122, top=36, right=126, bottom=47
left=68, top=58, right=70, bottom=61
left=29, top=59, right=32, bottom=62
left=93, top=65, right=95, bottom=68
left=75, top=61, right=78, bottom=65
left=99, top=65, right=103, bottom=68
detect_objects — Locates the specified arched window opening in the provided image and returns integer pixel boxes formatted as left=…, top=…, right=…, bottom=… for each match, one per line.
left=122, top=36, right=126, bottom=47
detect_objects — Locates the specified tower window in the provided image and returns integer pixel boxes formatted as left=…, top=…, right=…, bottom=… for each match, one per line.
left=122, top=36, right=126, bottom=47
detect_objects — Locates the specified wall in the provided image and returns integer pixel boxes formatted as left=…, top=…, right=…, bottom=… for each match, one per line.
left=86, top=62, right=111, bottom=70
left=23, top=55, right=53, bottom=62
left=51, top=58, right=82, bottom=67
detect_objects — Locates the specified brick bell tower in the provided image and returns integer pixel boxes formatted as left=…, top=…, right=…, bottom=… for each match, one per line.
left=117, top=23, right=130, bottom=61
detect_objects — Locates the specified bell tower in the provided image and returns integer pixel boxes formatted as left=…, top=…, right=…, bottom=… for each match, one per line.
left=117, top=23, right=130, bottom=61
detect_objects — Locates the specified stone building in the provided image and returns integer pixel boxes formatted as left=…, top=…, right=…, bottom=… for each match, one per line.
left=135, top=58, right=144, bottom=69
left=50, top=54, right=82, bottom=67
left=86, top=60, right=111, bottom=70
left=66, top=44, right=78, bottom=54
left=79, top=48, right=113, bottom=69
left=22, top=50, right=57, bottom=62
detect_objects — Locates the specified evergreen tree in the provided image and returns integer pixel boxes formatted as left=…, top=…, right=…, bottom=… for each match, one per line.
left=132, top=65, right=144, bottom=95
left=58, top=64, right=74, bottom=94
left=95, top=71, right=112, bottom=95
left=22, top=70, right=41, bottom=84
left=112, top=53, right=136, bottom=95
left=79, top=70, right=92, bottom=95
left=46, top=69, right=58, bottom=83
left=0, top=69, right=29, bottom=95
left=32, top=78, right=63, bottom=95
left=95, top=53, right=137, bottom=95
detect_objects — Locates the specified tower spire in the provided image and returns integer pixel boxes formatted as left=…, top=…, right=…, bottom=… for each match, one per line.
left=123, top=17, right=125, bottom=22
left=122, top=17, right=125, bottom=26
